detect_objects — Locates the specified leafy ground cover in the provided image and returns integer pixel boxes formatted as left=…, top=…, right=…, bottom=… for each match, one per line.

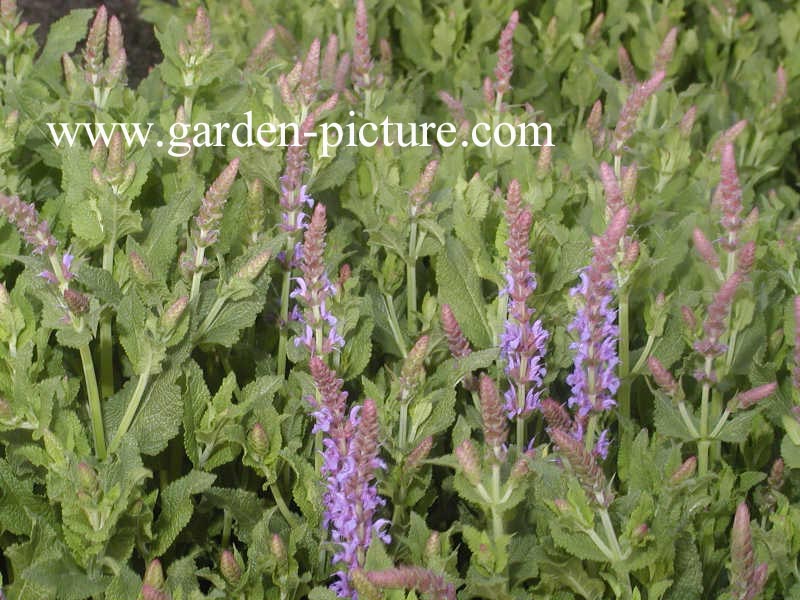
left=0, top=0, right=799, bottom=599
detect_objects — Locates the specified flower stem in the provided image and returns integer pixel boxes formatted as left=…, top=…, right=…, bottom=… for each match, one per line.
left=108, top=356, right=152, bottom=454
left=384, top=293, right=407, bottom=358
left=189, top=246, right=206, bottom=303
left=99, top=240, right=115, bottom=399
left=269, top=483, right=297, bottom=527
left=80, top=343, right=106, bottom=460
left=698, top=358, right=712, bottom=476
left=277, top=236, right=295, bottom=379
left=407, top=220, right=418, bottom=334
left=490, top=463, right=503, bottom=542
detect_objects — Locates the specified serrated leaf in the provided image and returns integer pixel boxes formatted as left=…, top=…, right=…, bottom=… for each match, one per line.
left=152, top=470, right=216, bottom=556
left=436, top=238, right=491, bottom=347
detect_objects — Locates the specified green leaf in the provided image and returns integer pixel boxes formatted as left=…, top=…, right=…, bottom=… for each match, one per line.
left=152, top=470, right=216, bottom=556
left=436, top=238, right=492, bottom=347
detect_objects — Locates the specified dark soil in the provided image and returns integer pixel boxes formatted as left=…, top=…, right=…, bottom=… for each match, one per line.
left=19, top=0, right=163, bottom=86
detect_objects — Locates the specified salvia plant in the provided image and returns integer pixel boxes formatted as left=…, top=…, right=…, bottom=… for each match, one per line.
left=0, top=0, right=799, bottom=599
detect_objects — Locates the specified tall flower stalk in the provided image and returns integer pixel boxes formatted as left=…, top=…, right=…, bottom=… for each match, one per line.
left=291, top=203, right=343, bottom=357
left=499, top=180, right=549, bottom=446
left=566, top=207, right=629, bottom=457
left=310, top=358, right=390, bottom=599
left=0, top=195, right=104, bottom=458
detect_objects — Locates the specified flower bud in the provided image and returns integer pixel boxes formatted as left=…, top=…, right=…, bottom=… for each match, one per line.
left=455, top=439, right=481, bottom=485
left=670, top=456, right=697, bottom=485
left=140, top=584, right=170, bottom=600
left=270, top=534, right=287, bottom=565
left=160, top=296, right=188, bottom=331
left=425, top=531, right=440, bottom=559
left=681, top=305, right=697, bottom=331
left=248, top=423, right=269, bottom=457
left=648, top=356, right=679, bottom=396
left=631, top=523, right=649, bottom=544
left=64, top=289, right=90, bottom=315
left=235, top=249, right=271, bottom=281
left=219, top=550, right=241, bottom=586
left=730, top=382, right=777, bottom=410
left=129, top=251, right=152, bottom=284
left=143, top=559, right=165, bottom=590
left=553, top=498, right=570, bottom=513
left=76, top=461, right=98, bottom=492
left=679, top=105, right=697, bottom=137
left=768, top=458, right=784, bottom=490
left=510, top=448, right=535, bottom=481
left=693, top=228, right=719, bottom=269
left=405, top=435, right=432, bottom=471
left=351, top=568, right=383, bottom=600
left=399, top=335, right=428, bottom=402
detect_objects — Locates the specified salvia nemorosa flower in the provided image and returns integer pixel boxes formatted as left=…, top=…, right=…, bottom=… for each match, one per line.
left=566, top=207, right=629, bottom=453
left=711, top=120, right=747, bottom=159
left=441, top=303, right=476, bottom=390
left=479, top=374, right=508, bottom=460
left=617, top=46, right=637, bottom=86
left=693, top=227, right=720, bottom=269
left=365, top=566, right=456, bottom=600
left=405, top=435, right=433, bottom=472
left=680, top=105, right=697, bottom=137
left=0, top=194, right=86, bottom=323
left=399, top=335, right=429, bottom=402
left=353, top=0, right=378, bottom=90
left=647, top=356, right=680, bottom=397
left=610, top=71, right=665, bottom=155
left=694, top=271, right=743, bottom=362
left=82, top=6, right=127, bottom=95
left=730, top=382, right=777, bottom=411
left=245, top=28, right=276, bottom=73
left=500, top=180, right=549, bottom=420
left=599, top=162, right=625, bottom=217
left=653, top=27, right=678, bottom=74
left=291, top=203, right=343, bottom=355
left=492, top=11, right=519, bottom=102
left=730, top=502, right=768, bottom=600
left=670, top=456, right=697, bottom=485
left=310, top=359, right=391, bottom=599
left=549, top=427, right=611, bottom=506
left=586, top=99, right=605, bottom=147
left=279, top=115, right=316, bottom=236
left=409, top=159, right=439, bottom=218
left=771, top=65, right=787, bottom=106
left=716, top=143, right=743, bottom=250
left=193, top=158, right=240, bottom=249
left=0, top=193, right=57, bottom=256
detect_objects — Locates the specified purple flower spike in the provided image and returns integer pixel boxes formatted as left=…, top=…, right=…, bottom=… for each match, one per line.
left=567, top=208, right=629, bottom=436
left=499, top=180, right=549, bottom=421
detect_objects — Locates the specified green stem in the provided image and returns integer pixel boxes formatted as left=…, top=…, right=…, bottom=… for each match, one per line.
left=196, top=295, right=227, bottom=341
left=99, top=240, right=115, bottom=399
left=270, top=483, right=298, bottom=527
left=189, top=246, right=206, bottom=303
left=490, top=463, right=503, bottom=542
left=399, top=401, right=409, bottom=451
left=407, top=221, right=418, bottom=334
left=80, top=343, right=106, bottom=460
left=630, top=333, right=655, bottom=375
left=277, top=235, right=295, bottom=379
left=108, top=357, right=152, bottom=454
left=618, top=292, right=631, bottom=419
left=384, top=293, right=407, bottom=357
left=221, top=510, right=232, bottom=548
left=698, top=356, right=712, bottom=476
